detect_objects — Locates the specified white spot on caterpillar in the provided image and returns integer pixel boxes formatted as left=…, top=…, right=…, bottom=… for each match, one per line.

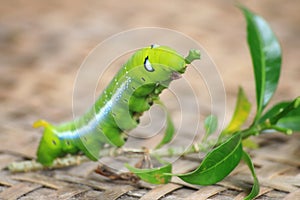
left=151, top=44, right=160, bottom=48
left=144, top=56, right=154, bottom=72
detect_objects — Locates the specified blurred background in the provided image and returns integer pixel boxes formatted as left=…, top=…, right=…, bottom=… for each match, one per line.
left=0, top=0, right=299, bottom=158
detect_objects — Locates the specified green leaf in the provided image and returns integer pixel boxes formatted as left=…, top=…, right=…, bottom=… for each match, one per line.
left=259, top=97, right=300, bottom=131
left=276, top=107, right=300, bottom=132
left=155, top=100, right=175, bottom=149
left=242, top=150, right=260, bottom=200
left=241, top=7, right=282, bottom=119
left=177, top=134, right=243, bottom=185
left=259, top=101, right=290, bottom=124
left=204, top=115, right=218, bottom=137
left=222, top=87, right=251, bottom=135
left=125, top=163, right=172, bottom=184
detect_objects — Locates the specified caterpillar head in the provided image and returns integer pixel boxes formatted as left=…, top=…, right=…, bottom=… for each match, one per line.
left=125, top=46, right=200, bottom=97
left=145, top=45, right=200, bottom=74
left=33, top=120, right=64, bottom=166
left=126, top=45, right=200, bottom=90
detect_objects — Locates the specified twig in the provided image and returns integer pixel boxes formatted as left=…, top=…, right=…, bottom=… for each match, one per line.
left=8, top=155, right=89, bottom=173
left=8, top=141, right=217, bottom=173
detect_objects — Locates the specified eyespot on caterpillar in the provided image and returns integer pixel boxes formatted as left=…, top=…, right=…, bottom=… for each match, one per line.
left=34, top=45, right=200, bottom=166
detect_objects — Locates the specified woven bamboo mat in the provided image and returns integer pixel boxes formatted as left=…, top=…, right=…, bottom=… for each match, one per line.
left=0, top=133, right=299, bottom=200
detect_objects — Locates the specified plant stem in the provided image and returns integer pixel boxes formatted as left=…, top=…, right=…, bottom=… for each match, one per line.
left=240, top=126, right=260, bottom=139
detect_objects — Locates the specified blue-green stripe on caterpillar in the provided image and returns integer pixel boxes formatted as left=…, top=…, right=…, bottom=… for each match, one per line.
left=34, top=45, right=200, bottom=166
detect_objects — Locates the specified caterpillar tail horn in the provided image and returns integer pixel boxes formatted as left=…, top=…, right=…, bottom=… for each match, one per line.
left=33, top=119, right=51, bottom=129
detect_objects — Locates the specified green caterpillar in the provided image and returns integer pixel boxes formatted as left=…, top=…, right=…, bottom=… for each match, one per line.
left=34, top=45, right=200, bottom=166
